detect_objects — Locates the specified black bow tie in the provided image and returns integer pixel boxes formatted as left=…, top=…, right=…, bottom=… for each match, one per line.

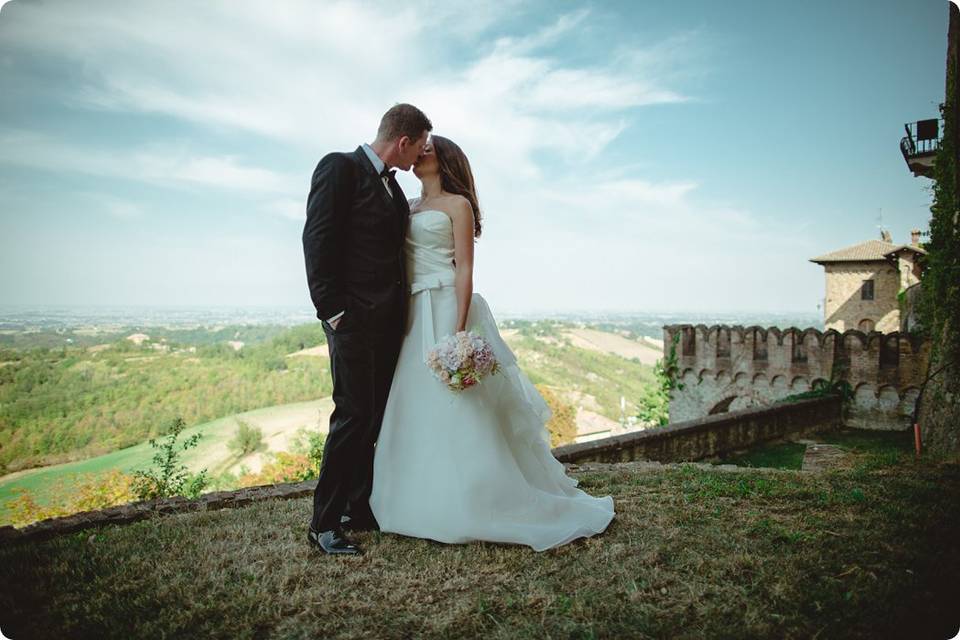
left=379, top=167, right=396, bottom=180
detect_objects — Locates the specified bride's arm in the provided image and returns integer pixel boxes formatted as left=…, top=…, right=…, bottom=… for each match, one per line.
left=450, top=197, right=475, bottom=333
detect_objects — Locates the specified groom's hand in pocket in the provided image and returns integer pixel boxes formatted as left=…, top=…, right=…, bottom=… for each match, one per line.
left=325, top=310, right=345, bottom=331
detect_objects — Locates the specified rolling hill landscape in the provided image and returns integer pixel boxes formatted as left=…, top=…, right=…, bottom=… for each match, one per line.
left=0, top=311, right=677, bottom=525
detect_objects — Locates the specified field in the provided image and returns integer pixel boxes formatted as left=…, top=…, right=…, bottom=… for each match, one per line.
left=561, top=328, right=663, bottom=365
left=1, top=450, right=957, bottom=639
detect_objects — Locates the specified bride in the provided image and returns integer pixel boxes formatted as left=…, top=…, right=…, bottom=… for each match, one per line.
left=367, top=135, right=615, bottom=551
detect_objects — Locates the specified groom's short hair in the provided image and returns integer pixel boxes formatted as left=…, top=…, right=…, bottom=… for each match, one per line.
left=377, top=103, right=432, bottom=143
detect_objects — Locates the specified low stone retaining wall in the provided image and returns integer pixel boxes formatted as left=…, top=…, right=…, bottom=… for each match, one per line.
left=553, top=395, right=843, bottom=465
left=0, top=480, right=317, bottom=546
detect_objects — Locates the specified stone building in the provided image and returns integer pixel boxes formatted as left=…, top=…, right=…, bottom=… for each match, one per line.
left=809, top=230, right=925, bottom=333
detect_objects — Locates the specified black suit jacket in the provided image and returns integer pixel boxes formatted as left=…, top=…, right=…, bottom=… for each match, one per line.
left=302, top=146, right=410, bottom=333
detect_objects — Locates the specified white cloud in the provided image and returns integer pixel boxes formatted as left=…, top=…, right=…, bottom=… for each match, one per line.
left=492, top=8, right=592, bottom=55
left=0, top=129, right=297, bottom=194
left=0, top=0, right=823, bottom=311
left=262, top=198, right=306, bottom=222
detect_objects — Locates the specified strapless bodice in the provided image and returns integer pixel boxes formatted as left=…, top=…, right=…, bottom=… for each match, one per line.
left=406, top=209, right=454, bottom=279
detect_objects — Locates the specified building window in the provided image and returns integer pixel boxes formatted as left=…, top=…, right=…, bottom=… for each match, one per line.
left=861, top=279, right=875, bottom=300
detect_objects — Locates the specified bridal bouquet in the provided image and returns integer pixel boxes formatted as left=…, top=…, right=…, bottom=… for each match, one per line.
left=426, top=330, right=501, bottom=392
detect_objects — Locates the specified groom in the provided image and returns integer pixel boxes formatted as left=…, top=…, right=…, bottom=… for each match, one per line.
left=302, top=104, right=432, bottom=555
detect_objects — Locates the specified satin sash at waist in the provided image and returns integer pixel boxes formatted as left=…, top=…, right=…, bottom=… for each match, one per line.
left=409, top=270, right=456, bottom=361
left=409, top=270, right=456, bottom=296
left=407, top=270, right=518, bottom=374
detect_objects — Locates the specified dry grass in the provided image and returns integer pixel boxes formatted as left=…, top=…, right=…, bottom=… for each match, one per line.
left=1, top=453, right=958, bottom=640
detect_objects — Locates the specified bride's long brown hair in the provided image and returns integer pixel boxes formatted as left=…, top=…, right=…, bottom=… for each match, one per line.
left=432, top=135, right=482, bottom=238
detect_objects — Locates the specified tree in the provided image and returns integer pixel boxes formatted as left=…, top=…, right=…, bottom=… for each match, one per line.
left=636, top=332, right=684, bottom=427
left=537, top=385, right=578, bottom=447
left=228, top=419, right=264, bottom=456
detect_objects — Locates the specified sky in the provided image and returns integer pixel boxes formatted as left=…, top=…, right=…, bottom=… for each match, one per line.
left=0, top=0, right=950, bottom=315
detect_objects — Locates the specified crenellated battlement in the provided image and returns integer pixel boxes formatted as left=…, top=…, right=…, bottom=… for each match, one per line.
left=662, top=324, right=930, bottom=430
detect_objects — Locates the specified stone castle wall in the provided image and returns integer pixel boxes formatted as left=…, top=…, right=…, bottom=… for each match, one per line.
left=663, top=324, right=929, bottom=430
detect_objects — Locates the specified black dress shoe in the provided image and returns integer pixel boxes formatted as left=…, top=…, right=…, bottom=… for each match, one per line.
left=307, top=527, right=361, bottom=555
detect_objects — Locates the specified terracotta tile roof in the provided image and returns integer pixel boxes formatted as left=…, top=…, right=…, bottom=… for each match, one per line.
left=883, top=244, right=927, bottom=257
left=809, top=239, right=898, bottom=264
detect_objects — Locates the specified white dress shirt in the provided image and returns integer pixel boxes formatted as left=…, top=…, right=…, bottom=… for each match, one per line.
left=362, top=143, right=394, bottom=197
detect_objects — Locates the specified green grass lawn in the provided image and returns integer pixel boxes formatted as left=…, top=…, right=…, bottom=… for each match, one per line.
left=714, top=429, right=917, bottom=472
left=820, top=428, right=915, bottom=455
left=716, top=441, right=809, bottom=470
left=1, top=453, right=957, bottom=639
left=0, top=399, right=330, bottom=520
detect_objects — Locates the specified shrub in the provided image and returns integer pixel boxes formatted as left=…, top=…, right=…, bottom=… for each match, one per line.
left=290, top=426, right=326, bottom=477
left=131, top=417, right=208, bottom=501
left=237, top=452, right=314, bottom=487
left=537, top=385, right=578, bottom=447
left=636, top=382, right=669, bottom=426
left=637, top=332, right=683, bottom=426
left=228, top=419, right=264, bottom=456
left=4, top=470, right=137, bottom=528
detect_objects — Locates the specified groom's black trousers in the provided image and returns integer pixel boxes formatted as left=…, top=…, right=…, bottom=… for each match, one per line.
left=311, top=319, right=403, bottom=532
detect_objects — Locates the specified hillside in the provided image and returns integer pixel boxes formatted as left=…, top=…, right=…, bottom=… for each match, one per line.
left=0, top=398, right=334, bottom=516
left=0, top=321, right=661, bottom=525
left=0, top=323, right=332, bottom=473
left=501, top=321, right=657, bottom=422
left=0, top=321, right=658, bottom=476
left=1, top=453, right=956, bottom=639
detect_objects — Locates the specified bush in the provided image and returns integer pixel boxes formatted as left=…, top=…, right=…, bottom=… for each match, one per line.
left=637, top=332, right=683, bottom=427
left=4, top=470, right=137, bottom=528
left=228, top=419, right=264, bottom=456
left=238, top=452, right=315, bottom=487
left=290, top=426, right=325, bottom=477
left=131, top=417, right=208, bottom=501
left=636, top=382, right=669, bottom=426
left=537, top=385, right=578, bottom=447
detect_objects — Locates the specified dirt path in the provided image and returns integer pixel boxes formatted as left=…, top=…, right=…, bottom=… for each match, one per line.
left=797, top=440, right=851, bottom=472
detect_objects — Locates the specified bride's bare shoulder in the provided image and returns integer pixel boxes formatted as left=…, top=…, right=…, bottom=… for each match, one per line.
left=435, top=192, right=468, bottom=210
left=443, top=194, right=473, bottom=219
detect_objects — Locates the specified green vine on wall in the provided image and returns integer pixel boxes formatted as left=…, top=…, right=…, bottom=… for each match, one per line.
left=780, top=360, right=854, bottom=405
left=637, top=332, right=685, bottom=427
left=658, top=332, right=685, bottom=397
left=917, top=31, right=960, bottom=373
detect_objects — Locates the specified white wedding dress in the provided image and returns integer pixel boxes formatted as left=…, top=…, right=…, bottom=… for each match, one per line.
left=369, top=209, right=615, bottom=551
